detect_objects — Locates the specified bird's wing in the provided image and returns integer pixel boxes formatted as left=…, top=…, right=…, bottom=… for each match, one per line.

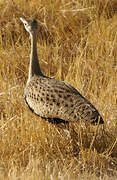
left=24, top=76, right=103, bottom=124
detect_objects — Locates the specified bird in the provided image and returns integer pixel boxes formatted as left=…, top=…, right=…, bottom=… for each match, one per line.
left=20, top=17, right=104, bottom=125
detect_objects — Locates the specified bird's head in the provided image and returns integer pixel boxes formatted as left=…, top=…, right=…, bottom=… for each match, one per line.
left=20, top=17, right=38, bottom=35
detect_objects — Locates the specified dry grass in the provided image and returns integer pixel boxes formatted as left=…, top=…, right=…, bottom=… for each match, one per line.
left=0, top=0, right=117, bottom=179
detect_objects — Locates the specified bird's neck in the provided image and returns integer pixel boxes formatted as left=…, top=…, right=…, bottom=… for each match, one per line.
left=27, top=32, right=43, bottom=83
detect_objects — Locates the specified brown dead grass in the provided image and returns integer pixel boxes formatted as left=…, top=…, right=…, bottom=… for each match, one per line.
left=0, top=0, right=117, bottom=179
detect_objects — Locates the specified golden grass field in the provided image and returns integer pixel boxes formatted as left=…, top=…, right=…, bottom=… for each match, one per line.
left=0, top=0, right=117, bottom=179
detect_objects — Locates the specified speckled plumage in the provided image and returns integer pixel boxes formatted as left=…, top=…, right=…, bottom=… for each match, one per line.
left=20, top=17, right=104, bottom=125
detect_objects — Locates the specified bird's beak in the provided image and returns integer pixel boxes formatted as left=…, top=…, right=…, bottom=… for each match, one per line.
left=20, top=17, right=26, bottom=24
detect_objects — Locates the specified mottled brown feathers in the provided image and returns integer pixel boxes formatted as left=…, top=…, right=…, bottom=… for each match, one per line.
left=24, top=75, right=104, bottom=124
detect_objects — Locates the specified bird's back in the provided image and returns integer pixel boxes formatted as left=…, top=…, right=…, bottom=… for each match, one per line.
left=24, top=75, right=103, bottom=124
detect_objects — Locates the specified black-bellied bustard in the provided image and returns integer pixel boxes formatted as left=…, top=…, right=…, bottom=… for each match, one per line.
left=20, top=17, right=104, bottom=125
